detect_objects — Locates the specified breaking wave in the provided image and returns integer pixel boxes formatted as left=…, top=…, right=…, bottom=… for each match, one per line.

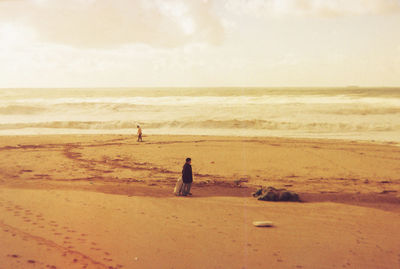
left=0, top=120, right=398, bottom=133
left=0, top=87, right=399, bottom=141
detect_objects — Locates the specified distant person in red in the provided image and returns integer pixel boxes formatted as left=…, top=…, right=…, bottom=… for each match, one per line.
left=137, top=125, right=143, bottom=142
left=181, top=157, right=193, bottom=196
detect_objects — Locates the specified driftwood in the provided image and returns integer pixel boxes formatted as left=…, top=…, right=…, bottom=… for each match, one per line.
left=253, top=186, right=300, bottom=202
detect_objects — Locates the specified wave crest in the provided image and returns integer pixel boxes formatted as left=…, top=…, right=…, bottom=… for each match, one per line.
left=0, top=120, right=398, bottom=133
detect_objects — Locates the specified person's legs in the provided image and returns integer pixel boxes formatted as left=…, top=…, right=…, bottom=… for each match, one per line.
left=186, top=183, right=192, bottom=195
left=181, top=183, right=188, bottom=195
left=182, top=183, right=192, bottom=196
left=181, top=183, right=186, bottom=195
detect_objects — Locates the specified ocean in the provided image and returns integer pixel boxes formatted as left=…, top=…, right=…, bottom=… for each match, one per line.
left=0, top=87, right=399, bottom=142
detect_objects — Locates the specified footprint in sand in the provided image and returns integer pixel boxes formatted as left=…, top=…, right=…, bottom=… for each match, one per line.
left=8, top=254, right=20, bottom=258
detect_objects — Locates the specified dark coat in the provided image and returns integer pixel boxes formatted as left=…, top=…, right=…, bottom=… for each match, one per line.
left=182, top=163, right=193, bottom=183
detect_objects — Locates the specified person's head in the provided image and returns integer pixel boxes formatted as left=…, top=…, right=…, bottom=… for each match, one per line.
left=137, top=125, right=140, bottom=128
left=185, top=157, right=191, bottom=164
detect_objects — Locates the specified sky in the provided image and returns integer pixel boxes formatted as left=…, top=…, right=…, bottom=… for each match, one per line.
left=0, top=0, right=400, bottom=87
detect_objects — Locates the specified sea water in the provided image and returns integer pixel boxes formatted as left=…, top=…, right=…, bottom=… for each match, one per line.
left=0, top=87, right=399, bottom=142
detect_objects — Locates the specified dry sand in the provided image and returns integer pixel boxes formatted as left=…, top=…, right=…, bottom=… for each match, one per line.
left=0, top=134, right=399, bottom=268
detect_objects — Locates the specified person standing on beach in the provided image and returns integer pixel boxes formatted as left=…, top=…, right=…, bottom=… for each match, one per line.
left=137, top=125, right=143, bottom=142
left=181, top=157, right=193, bottom=196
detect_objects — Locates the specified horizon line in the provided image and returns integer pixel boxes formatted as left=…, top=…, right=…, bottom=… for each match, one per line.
left=1, top=86, right=400, bottom=90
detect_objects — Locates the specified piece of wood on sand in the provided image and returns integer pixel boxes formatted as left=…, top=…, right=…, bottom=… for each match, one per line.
left=253, top=221, right=274, bottom=227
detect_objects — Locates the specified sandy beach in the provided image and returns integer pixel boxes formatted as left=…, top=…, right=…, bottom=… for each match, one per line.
left=2, top=0, right=400, bottom=267
left=0, top=134, right=400, bottom=269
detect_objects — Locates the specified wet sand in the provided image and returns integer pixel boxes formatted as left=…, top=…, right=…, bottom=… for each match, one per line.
left=0, top=134, right=399, bottom=268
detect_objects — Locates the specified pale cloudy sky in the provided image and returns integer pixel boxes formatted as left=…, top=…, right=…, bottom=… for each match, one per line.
left=0, top=0, right=400, bottom=87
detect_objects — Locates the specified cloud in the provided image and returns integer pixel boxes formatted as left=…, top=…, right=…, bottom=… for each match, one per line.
left=294, top=0, right=400, bottom=16
left=222, top=0, right=400, bottom=17
left=0, top=0, right=224, bottom=48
